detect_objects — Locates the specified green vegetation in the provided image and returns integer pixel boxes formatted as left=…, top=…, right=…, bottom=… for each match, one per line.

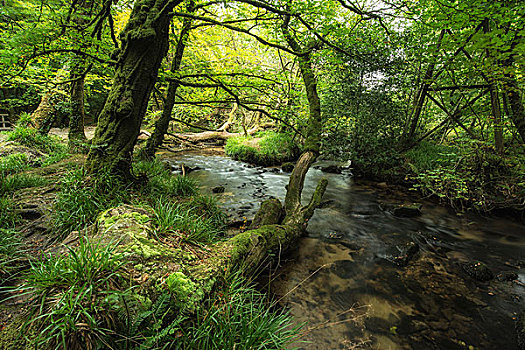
left=17, top=238, right=128, bottom=349
left=178, top=272, right=300, bottom=349
left=6, top=124, right=66, bottom=155
left=0, top=228, right=24, bottom=280
left=152, top=197, right=223, bottom=244
left=53, top=168, right=130, bottom=236
left=226, top=131, right=298, bottom=166
left=405, top=140, right=525, bottom=211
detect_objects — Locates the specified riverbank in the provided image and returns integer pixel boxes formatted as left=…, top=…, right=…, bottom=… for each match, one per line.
left=0, top=129, right=301, bottom=349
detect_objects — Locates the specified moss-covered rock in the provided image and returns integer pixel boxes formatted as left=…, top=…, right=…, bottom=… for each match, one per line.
left=225, top=132, right=298, bottom=166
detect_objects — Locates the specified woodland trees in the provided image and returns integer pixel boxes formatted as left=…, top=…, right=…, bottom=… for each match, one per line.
left=1, top=0, right=524, bottom=209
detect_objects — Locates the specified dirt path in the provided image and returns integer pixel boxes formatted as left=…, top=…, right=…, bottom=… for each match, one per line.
left=0, top=126, right=97, bottom=143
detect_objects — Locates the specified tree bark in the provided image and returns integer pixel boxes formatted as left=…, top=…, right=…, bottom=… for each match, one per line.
left=68, top=58, right=88, bottom=147
left=141, top=2, right=194, bottom=160
left=483, top=19, right=504, bottom=154
left=402, top=30, right=446, bottom=145
left=86, top=0, right=184, bottom=178
left=32, top=90, right=58, bottom=135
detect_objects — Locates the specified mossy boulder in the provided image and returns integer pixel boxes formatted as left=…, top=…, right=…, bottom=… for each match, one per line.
left=281, top=162, right=295, bottom=172
left=462, top=261, right=494, bottom=281
left=225, top=132, right=298, bottom=166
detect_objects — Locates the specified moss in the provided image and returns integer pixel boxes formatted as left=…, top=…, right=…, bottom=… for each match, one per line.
left=165, top=271, right=204, bottom=311
left=0, top=317, right=32, bottom=350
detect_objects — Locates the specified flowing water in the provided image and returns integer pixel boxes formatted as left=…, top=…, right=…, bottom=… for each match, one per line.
left=166, top=152, right=525, bottom=350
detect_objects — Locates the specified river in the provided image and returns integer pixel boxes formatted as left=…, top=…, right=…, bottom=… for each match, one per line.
left=165, top=151, right=525, bottom=350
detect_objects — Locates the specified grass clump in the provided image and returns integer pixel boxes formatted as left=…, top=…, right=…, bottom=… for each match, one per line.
left=1, top=174, right=49, bottom=194
left=15, top=238, right=129, bottom=349
left=124, top=272, right=300, bottom=349
left=177, top=272, right=301, bottom=349
left=134, top=159, right=198, bottom=198
left=225, top=131, right=298, bottom=166
left=0, top=196, right=17, bottom=230
left=54, top=168, right=130, bottom=236
left=0, top=228, right=24, bottom=281
left=152, top=197, right=223, bottom=244
left=6, top=125, right=66, bottom=155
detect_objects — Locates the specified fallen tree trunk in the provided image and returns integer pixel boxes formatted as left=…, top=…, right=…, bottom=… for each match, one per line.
left=88, top=152, right=327, bottom=308
left=170, top=127, right=258, bottom=143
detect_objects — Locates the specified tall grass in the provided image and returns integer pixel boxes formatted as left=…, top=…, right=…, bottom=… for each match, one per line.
left=225, top=131, right=297, bottom=166
left=15, top=238, right=127, bottom=349
left=53, top=168, right=130, bottom=236
left=134, top=159, right=198, bottom=198
left=177, top=272, right=301, bottom=349
left=6, top=125, right=66, bottom=155
left=152, top=197, right=223, bottom=244
left=0, top=228, right=24, bottom=281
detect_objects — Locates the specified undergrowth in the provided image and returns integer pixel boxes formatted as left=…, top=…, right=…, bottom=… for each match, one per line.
left=405, top=140, right=525, bottom=211
left=176, top=271, right=301, bottom=349
left=53, top=168, right=131, bottom=236
left=13, top=238, right=130, bottom=349
left=152, top=197, right=224, bottom=244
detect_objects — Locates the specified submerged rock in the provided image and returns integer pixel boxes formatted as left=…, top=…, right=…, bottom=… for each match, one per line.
left=281, top=162, right=294, bottom=172
left=392, top=203, right=422, bottom=218
left=517, top=311, right=525, bottom=350
left=320, top=164, right=343, bottom=174
left=392, top=241, right=420, bottom=267
left=318, top=199, right=335, bottom=208
left=212, top=186, right=225, bottom=193
left=462, top=261, right=494, bottom=281
left=496, top=271, right=518, bottom=282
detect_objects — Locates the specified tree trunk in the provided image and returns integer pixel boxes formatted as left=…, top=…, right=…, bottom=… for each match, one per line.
left=68, top=58, right=88, bottom=148
left=483, top=19, right=504, bottom=154
left=86, top=0, right=184, bottom=178
left=141, top=3, right=194, bottom=160
left=500, top=46, right=525, bottom=144
left=401, top=30, right=446, bottom=145
left=32, top=91, right=57, bottom=135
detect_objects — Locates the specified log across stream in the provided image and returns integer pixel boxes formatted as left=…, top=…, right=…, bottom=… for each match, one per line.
left=165, top=152, right=525, bottom=350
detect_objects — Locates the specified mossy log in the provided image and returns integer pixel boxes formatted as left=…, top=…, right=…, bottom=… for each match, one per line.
left=76, top=152, right=327, bottom=313
left=173, top=128, right=259, bottom=143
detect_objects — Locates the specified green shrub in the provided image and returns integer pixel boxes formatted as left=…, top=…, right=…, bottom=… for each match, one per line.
left=225, top=131, right=298, bottom=166
left=16, top=238, right=128, bottom=349
left=407, top=139, right=525, bottom=211
left=405, top=141, right=459, bottom=172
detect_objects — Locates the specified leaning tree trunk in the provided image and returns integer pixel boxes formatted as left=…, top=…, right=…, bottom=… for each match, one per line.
left=86, top=0, right=184, bottom=178
left=141, top=2, right=194, bottom=160
left=68, top=57, right=89, bottom=148
left=500, top=45, right=525, bottom=144
left=32, top=90, right=57, bottom=135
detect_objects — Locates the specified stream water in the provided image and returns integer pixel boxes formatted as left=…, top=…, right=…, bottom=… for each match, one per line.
left=165, top=152, right=525, bottom=350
